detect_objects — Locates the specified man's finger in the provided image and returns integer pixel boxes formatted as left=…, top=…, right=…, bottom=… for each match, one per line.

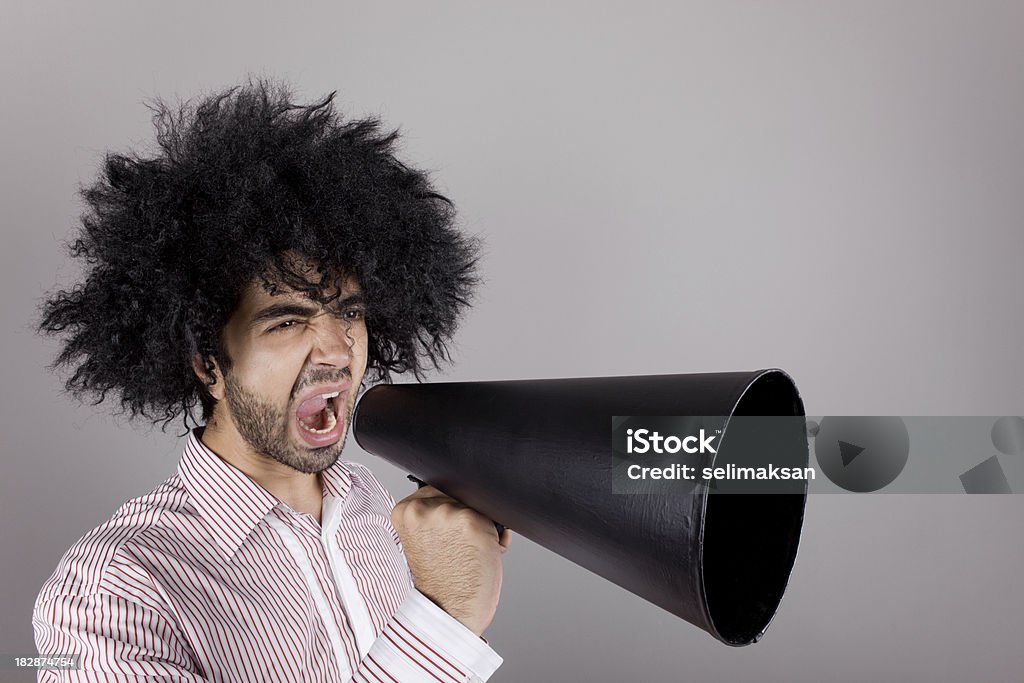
left=404, top=484, right=453, bottom=501
left=398, top=484, right=475, bottom=514
left=498, top=528, right=513, bottom=553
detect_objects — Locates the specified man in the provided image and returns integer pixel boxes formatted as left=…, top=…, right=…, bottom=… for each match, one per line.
left=33, top=80, right=510, bottom=682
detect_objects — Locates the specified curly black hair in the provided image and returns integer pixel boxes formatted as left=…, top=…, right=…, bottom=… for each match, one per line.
left=39, top=79, right=480, bottom=429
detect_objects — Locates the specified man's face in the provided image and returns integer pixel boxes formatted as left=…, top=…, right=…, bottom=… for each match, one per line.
left=210, top=269, right=368, bottom=474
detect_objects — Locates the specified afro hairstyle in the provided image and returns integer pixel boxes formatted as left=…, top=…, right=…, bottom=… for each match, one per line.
left=39, top=79, right=480, bottom=429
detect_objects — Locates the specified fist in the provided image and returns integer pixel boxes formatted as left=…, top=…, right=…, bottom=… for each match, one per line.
left=391, top=485, right=512, bottom=636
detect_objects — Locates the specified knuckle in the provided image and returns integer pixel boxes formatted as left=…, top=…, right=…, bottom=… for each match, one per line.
left=451, top=506, right=478, bottom=526
left=390, top=502, right=413, bottom=525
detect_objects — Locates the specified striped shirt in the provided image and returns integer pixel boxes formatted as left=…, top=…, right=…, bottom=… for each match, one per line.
left=32, top=430, right=502, bottom=682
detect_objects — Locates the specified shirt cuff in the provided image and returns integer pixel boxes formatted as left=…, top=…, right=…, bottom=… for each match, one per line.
left=395, top=588, right=503, bottom=682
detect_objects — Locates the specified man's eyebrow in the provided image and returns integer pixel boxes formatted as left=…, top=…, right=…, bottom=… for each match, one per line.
left=248, top=294, right=366, bottom=329
left=248, top=302, right=321, bottom=329
left=333, top=293, right=366, bottom=309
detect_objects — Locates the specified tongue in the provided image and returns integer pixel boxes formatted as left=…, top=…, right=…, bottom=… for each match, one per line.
left=296, top=395, right=328, bottom=419
left=302, top=409, right=327, bottom=430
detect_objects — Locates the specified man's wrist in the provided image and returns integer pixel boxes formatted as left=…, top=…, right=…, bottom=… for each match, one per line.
left=414, top=585, right=487, bottom=637
left=395, top=588, right=503, bottom=680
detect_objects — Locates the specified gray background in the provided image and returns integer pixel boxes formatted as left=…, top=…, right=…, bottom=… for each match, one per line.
left=3, top=1, right=1023, bottom=681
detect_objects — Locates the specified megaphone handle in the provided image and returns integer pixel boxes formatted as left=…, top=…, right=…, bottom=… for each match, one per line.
left=407, top=474, right=506, bottom=536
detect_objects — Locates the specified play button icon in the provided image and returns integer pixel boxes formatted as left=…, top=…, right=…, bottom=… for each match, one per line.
left=815, top=417, right=910, bottom=492
left=838, top=440, right=865, bottom=466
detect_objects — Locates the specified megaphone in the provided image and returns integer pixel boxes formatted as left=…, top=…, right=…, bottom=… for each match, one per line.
left=352, top=368, right=809, bottom=646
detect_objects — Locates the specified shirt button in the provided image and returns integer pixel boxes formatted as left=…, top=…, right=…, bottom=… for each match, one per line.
left=467, top=676, right=483, bottom=683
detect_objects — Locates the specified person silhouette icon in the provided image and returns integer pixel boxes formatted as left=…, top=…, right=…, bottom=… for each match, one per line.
left=958, top=416, right=1022, bottom=493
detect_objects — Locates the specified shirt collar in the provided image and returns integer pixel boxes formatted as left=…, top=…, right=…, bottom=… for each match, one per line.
left=178, top=429, right=354, bottom=560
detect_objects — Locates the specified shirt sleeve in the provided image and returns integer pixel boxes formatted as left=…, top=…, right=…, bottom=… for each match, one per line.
left=352, top=588, right=502, bottom=683
left=32, top=591, right=207, bottom=682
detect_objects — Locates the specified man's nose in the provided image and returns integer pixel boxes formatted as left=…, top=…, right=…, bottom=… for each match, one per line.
left=308, top=316, right=353, bottom=367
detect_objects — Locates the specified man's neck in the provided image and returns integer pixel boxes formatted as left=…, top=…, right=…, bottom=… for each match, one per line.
left=199, top=423, right=324, bottom=525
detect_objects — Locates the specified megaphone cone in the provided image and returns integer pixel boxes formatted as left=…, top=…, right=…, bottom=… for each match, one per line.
left=353, top=368, right=809, bottom=645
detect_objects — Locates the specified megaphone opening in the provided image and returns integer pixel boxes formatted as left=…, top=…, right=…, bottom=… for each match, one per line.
left=700, top=371, right=808, bottom=645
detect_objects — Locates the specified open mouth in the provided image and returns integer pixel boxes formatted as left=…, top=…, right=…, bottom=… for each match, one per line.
left=295, top=391, right=341, bottom=436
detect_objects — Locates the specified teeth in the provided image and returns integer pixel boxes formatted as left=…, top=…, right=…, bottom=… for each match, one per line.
left=299, top=407, right=337, bottom=434
left=321, top=391, right=340, bottom=400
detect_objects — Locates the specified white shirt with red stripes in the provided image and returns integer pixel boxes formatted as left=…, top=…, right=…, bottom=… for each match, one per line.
left=33, top=429, right=502, bottom=682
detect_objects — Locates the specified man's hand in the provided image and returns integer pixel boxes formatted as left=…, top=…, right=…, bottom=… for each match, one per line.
left=391, top=485, right=512, bottom=637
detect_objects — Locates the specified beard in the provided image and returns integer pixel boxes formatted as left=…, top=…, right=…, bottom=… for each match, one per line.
left=220, top=367, right=353, bottom=474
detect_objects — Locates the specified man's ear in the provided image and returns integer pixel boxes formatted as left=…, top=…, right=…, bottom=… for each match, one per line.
left=192, top=354, right=225, bottom=401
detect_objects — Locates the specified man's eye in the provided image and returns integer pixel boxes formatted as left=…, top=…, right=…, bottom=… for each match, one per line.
left=271, top=320, right=299, bottom=332
left=343, top=308, right=366, bottom=321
